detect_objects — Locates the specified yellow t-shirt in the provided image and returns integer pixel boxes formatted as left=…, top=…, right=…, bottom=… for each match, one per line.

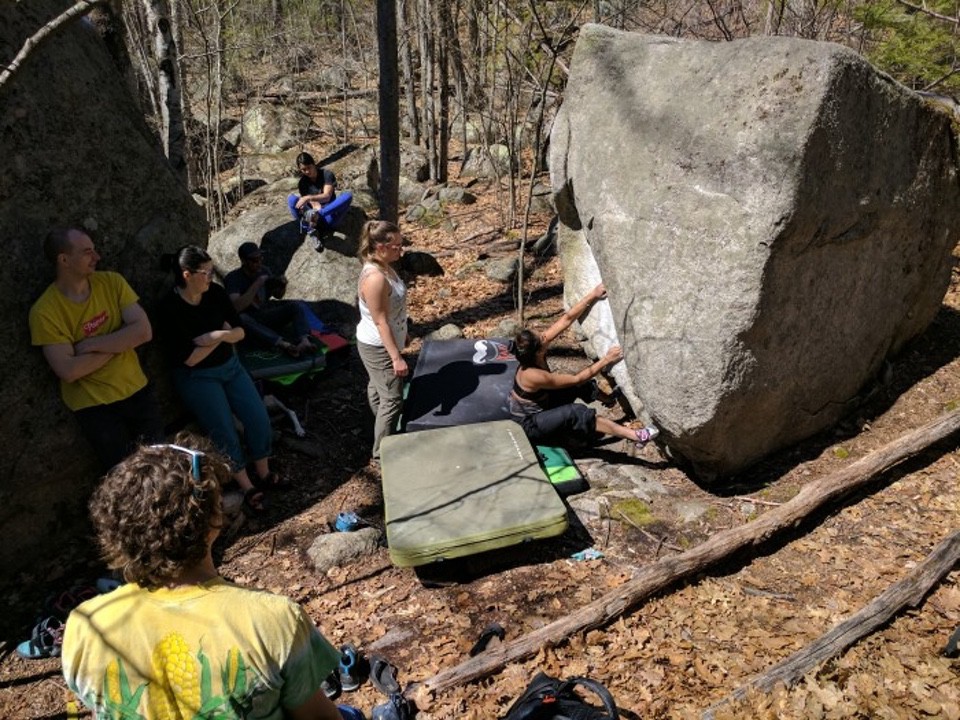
left=28, top=271, right=148, bottom=410
left=62, top=578, right=340, bottom=720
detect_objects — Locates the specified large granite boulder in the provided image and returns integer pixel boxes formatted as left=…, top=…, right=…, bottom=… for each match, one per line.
left=208, top=180, right=367, bottom=327
left=551, top=25, right=960, bottom=477
left=0, top=3, right=207, bottom=574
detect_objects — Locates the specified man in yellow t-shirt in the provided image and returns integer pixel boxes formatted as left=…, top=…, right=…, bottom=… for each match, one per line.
left=29, top=228, right=162, bottom=470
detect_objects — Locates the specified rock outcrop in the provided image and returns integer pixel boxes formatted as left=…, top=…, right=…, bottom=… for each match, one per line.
left=551, top=25, right=960, bottom=477
left=0, top=3, right=207, bottom=575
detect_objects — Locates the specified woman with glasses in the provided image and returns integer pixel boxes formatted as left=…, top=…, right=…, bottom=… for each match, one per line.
left=156, top=246, right=285, bottom=514
left=61, top=438, right=360, bottom=720
left=355, top=221, right=409, bottom=464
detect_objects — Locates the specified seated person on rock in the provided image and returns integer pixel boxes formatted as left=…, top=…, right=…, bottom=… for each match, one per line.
left=509, top=283, right=660, bottom=449
left=28, top=227, right=163, bottom=471
left=62, top=436, right=359, bottom=720
left=293, top=152, right=350, bottom=248
left=224, top=241, right=314, bottom=357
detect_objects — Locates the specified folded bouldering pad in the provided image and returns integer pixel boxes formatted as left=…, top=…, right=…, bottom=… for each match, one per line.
left=381, top=420, right=569, bottom=567
left=238, top=344, right=326, bottom=383
left=536, top=445, right=588, bottom=497
left=403, top=338, right=517, bottom=432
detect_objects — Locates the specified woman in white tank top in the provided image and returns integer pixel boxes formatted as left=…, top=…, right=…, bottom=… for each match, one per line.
left=355, top=221, right=409, bottom=462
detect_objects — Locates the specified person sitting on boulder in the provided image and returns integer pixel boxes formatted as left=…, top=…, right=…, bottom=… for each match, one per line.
left=224, top=241, right=314, bottom=357
left=292, top=152, right=352, bottom=251
left=61, top=437, right=360, bottom=720
left=509, top=283, right=660, bottom=449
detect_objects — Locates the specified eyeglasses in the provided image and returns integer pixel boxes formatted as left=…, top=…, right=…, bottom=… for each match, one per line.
left=191, top=269, right=215, bottom=278
left=151, top=444, right=205, bottom=481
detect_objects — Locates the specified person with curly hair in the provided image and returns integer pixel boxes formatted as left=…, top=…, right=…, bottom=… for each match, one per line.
left=355, top=221, right=409, bottom=463
left=155, top=245, right=288, bottom=514
left=509, top=283, right=659, bottom=449
left=61, top=437, right=361, bottom=720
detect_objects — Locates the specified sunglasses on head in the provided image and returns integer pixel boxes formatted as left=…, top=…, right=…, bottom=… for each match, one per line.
left=151, top=444, right=205, bottom=481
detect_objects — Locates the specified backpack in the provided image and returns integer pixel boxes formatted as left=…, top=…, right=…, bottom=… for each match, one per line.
left=502, top=671, right=619, bottom=720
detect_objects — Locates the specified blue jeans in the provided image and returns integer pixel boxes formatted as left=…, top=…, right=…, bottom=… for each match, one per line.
left=173, top=354, right=271, bottom=470
left=240, top=300, right=310, bottom=349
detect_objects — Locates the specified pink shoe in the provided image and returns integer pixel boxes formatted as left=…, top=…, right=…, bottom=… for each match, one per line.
left=634, top=426, right=660, bottom=447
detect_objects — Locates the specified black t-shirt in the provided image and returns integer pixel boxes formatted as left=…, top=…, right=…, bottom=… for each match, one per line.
left=155, top=283, right=242, bottom=369
left=298, top=168, right=337, bottom=201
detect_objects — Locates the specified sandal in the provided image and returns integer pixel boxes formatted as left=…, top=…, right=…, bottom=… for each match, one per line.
left=16, top=616, right=64, bottom=659
left=256, top=471, right=292, bottom=491
left=469, top=622, right=505, bottom=657
left=242, top=487, right=266, bottom=515
left=369, top=655, right=401, bottom=696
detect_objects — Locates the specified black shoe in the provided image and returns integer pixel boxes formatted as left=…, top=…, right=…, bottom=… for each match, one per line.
left=321, top=671, right=341, bottom=700
left=372, top=693, right=412, bottom=720
left=309, top=231, right=324, bottom=253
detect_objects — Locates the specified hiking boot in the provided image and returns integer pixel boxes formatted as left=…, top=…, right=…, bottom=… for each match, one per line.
left=309, top=230, right=325, bottom=253
left=634, top=426, right=660, bottom=447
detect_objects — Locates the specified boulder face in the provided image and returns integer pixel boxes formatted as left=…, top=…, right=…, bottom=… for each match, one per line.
left=551, top=25, right=960, bottom=477
left=0, top=3, right=207, bottom=575
left=207, top=180, right=367, bottom=327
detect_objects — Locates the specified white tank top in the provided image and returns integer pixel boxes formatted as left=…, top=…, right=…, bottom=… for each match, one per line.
left=356, top=262, right=408, bottom=347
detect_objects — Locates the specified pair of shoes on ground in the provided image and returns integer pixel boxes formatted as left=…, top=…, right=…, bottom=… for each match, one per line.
left=634, top=425, right=660, bottom=447
left=16, top=616, right=64, bottom=659
left=369, top=656, right=412, bottom=720
left=323, top=643, right=366, bottom=699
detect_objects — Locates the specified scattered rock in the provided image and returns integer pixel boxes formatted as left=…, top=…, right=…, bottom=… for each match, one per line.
left=424, top=324, right=464, bottom=341
left=306, top=527, right=381, bottom=573
left=484, top=256, right=519, bottom=283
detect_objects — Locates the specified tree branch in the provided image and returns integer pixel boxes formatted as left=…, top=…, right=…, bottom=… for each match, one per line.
left=895, top=0, right=959, bottom=25
left=0, top=0, right=103, bottom=90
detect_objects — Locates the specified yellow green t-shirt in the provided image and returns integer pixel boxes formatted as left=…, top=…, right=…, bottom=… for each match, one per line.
left=28, top=271, right=148, bottom=410
left=62, top=578, right=340, bottom=720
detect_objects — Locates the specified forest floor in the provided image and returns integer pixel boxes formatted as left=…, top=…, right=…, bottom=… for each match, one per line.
left=1, top=167, right=959, bottom=719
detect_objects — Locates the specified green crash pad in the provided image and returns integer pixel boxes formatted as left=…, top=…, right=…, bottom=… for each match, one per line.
left=381, top=420, right=569, bottom=567
left=238, top=344, right=326, bottom=383
left=536, top=445, right=588, bottom=497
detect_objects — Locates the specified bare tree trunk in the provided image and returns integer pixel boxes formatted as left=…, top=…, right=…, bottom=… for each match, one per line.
left=417, top=0, right=438, bottom=180
left=122, top=1, right=161, bottom=118
left=141, top=0, right=187, bottom=184
left=0, top=0, right=103, bottom=90
left=377, top=0, right=400, bottom=222
left=397, top=0, right=420, bottom=144
left=436, top=0, right=452, bottom=183
left=271, top=0, right=283, bottom=31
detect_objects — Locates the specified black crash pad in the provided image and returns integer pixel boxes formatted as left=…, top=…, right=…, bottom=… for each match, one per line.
left=404, top=338, right=517, bottom=432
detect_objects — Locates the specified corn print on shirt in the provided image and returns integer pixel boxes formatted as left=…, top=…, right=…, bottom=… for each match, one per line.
left=62, top=578, right=340, bottom=719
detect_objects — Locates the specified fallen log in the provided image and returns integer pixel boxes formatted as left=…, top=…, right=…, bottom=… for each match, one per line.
left=416, top=408, right=960, bottom=695
left=702, top=528, right=960, bottom=719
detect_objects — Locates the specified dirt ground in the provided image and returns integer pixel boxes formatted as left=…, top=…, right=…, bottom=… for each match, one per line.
left=1, top=177, right=959, bottom=720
